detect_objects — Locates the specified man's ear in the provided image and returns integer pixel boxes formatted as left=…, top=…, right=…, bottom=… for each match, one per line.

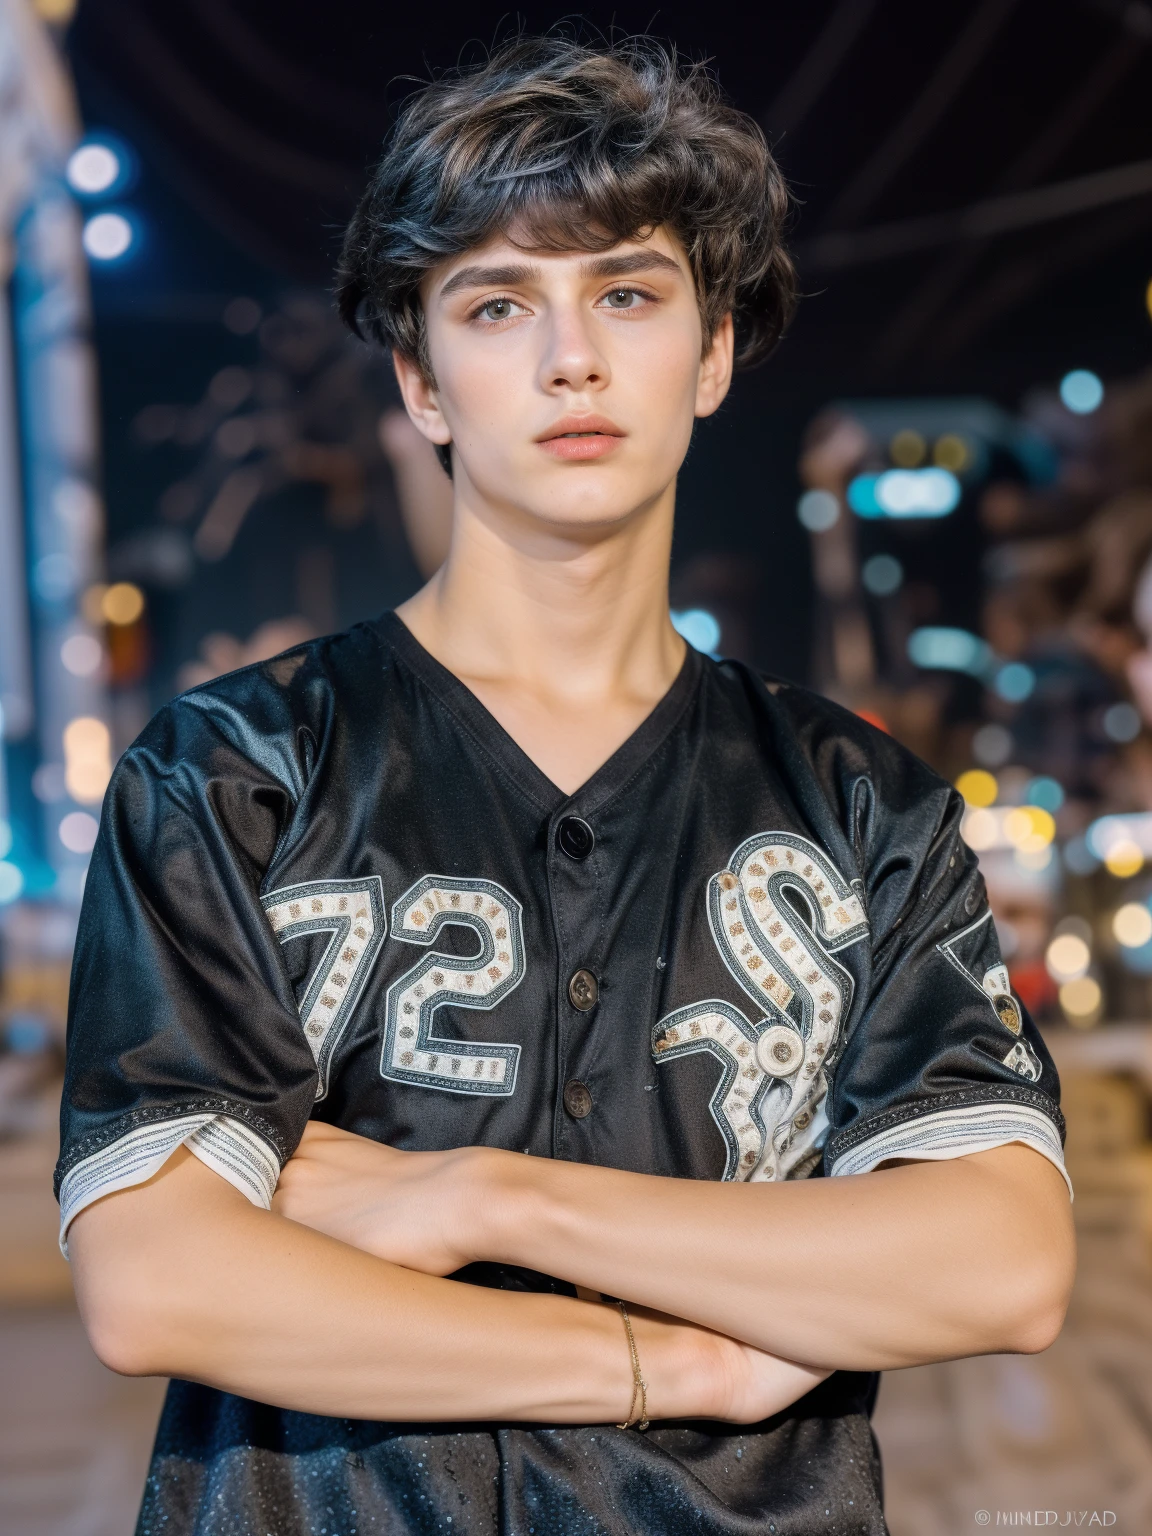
left=392, top=350, right=452, bottom=446
left=694, top=312, right=734, bottom=420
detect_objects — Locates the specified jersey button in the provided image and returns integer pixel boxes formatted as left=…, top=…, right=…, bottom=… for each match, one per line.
left=563, top=1079, right=593, bottom=1118
left=568, top=969, right=599, bottom=1011
left=557, top=816, right=595, bottom=860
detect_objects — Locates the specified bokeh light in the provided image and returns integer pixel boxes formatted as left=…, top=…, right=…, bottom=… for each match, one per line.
left=1004, top=805, right=1055, bottom=852
left=670, top=609, right=721, bottom=655
left=82, top=211, right=134, bottom=262
left=932, top=434, right=970, bottom=473
left=1104, top=840, right=1144, bottom=878
left=850, top=468, right=961, bottom=519
left=1046, top=932, right=1091, bottom=982
left=1025, top=776, right=1064, bottom=813
left=63, top=717, right=113, bottom=805
left=101, top=582, right=145, bottom=626
left=1103, top=702, right=1140, bottom=743
left=1059, top=976, right=1102, bottom=1027
left=66, top=142, right=121, bottom=195
left=58, top=811, right=100, bottom=855
left=861, top=554, right=903, bottom=596
left=993, top=662, right=1035, bottom=702
left=797, top=489, right=840, bottom=532
left=956, top=769, right=998, bottom=807
left=972, top=723, right=1013, bottom=767
left=961, top=808, right=1000, bottom=851
left=60, top=633, right=105, bottom=677
left=0, top=861, right=24, bottom=905
left=908, top=627, right=990, bottom=675
left=889, top=429, right=926, bottom=467
left=1113, top=902, right=1152, bottom=948
left=1059, top=369, right=1104, bottom=415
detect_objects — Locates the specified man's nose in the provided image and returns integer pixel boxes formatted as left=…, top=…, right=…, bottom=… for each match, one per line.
left=538, top=306, right=610, bottom=394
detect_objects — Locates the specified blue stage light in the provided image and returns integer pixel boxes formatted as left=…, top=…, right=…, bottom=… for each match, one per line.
left=862, top=554, right=903, bottom=596
left=848, top=468, right=960, bottom=519
left=671, top=609, right=722, bottom=655
left=1025, top=777, right=1064, bottom=813
left=1059, top=370, right=1104, bottom=415
left=0, top=860, right=23, bottom=904
left=907, top=627, right=991, bottom=676
left=994, top=662, right=1036, bottom=702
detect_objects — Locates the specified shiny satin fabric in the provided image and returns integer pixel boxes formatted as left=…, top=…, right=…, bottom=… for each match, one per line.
left=59, top=612, right=1063, bottom=1536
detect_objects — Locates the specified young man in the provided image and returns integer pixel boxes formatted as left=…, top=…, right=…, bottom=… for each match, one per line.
left=61, top=37, right=1074, bottom=1536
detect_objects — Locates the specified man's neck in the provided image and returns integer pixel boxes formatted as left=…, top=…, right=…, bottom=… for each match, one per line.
left=396, top=483, right=688, bottom=794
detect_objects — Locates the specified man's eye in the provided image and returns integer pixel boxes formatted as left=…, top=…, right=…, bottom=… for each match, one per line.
left=480, top=299, right=515, bottom=321
left=602, top=289, right=642, bottom=309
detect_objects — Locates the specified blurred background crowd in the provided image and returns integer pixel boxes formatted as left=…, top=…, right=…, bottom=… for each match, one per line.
left=3, top=1, right=1152, bottom=1532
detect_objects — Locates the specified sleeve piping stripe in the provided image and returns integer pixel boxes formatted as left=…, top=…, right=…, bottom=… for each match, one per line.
left=58, top=1113, right=281, bottom=1256
left=828, top=1102, right=1072, bottom=1199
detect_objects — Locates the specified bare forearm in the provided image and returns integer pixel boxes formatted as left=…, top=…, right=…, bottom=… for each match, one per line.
left=69, top=1150, right=822, bottom=1423
left=481, top=1145, right=1075, bottom=1370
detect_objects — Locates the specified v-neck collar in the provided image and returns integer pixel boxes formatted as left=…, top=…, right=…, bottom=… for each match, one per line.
left=374, top=610, right=703, bottom=818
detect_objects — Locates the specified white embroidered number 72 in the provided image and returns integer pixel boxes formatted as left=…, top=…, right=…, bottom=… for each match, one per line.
left=264, top=873, right=527, bottom=1100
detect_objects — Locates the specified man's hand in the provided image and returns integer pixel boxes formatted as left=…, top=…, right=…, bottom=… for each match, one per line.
left=272, top=1121, right=486, bottom=1274
left=272, top=1127, right=831, bottom=1422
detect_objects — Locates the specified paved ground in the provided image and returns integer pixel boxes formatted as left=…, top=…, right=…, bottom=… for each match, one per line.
left=0, top=1307, right=165, bottom=1536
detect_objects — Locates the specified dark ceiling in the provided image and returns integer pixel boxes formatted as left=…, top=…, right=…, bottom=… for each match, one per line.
left=68, top=0, right=1152, bottom=392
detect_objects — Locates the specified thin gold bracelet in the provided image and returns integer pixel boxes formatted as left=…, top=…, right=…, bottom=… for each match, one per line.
left=615, top=1301, right=649, bottom=1431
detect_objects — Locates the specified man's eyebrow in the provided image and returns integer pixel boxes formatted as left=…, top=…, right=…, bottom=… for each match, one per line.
left=438, top=262, right=540, bottom=298
left=579, top=251, right=684, bottom=280
left=437, top=249, right=684, bottom=299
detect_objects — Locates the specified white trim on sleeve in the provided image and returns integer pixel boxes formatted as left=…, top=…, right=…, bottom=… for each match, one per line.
left=829, top=1101, right=1072, bottom=1199
left=58, top=1113, right=281, bottom=1256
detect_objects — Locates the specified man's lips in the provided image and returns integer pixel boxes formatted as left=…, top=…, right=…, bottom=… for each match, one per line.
left=536, top=416, right=625, bottom=461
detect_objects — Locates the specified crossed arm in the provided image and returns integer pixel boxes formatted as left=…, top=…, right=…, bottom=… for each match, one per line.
left=69, top=1124, right=1074, bottom=1427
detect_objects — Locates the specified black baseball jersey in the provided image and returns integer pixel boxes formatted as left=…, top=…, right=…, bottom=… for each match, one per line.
left=57, top=613, right=1067, bottom=1536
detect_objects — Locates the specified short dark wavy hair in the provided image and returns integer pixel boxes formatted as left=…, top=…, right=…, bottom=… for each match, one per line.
left=336, top=36, right=796, bottom=378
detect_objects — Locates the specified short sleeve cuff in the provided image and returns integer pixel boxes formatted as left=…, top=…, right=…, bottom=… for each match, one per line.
left=58, top=1113, right=281, bottom=1255
left=828, top=1100, right=1072, bottom=1199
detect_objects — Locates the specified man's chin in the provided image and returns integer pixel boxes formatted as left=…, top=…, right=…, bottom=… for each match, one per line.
left=471, top=466, right=670, bottom=536
left=518, top=494, right=665, bottom=538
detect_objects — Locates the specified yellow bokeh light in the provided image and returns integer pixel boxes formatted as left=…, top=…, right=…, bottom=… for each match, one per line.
left=1104, top=839, right=1144, bottom=878
left=1113, top=902, right=1152, bottom=948
left=933, top=434, right=971, bottom=473
left=956, top=769, right=997, bottom=807
left=102, top=582, right=145, bottom=626
left=63, top=716, right=112, bottom=806
left=1003, top=805, right=1054, bottom=852
left=961, top=808, right=999, bottom=851
left=1046, top=933, right=1090, bottom=982
left=1059, top=975, right=1102, bottom=1026
left=1147, top=276, right=1152, bottom=324
left=890, top=429, right=926, bottom=467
